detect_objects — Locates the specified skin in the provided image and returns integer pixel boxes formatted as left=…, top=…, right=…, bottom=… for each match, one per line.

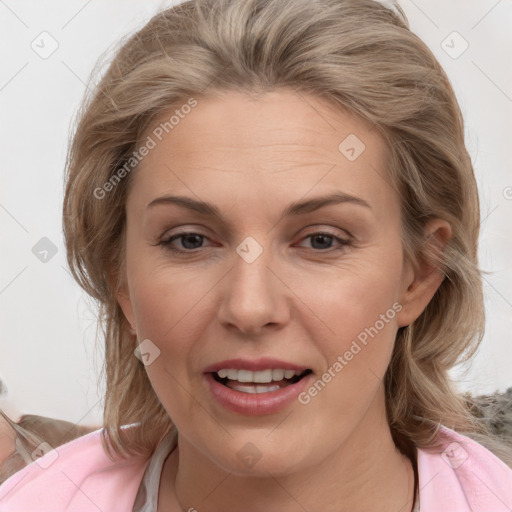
left=116, top=88, right=451, bottom=511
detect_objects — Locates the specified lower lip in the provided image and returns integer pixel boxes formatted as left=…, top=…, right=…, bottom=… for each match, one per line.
left=204, top=372, right=313, bottom=415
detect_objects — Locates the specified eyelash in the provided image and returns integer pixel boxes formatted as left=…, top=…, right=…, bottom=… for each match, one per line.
left=157, top=230, right=352, bottom=254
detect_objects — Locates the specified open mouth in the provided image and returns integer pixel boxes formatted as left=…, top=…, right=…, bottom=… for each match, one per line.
left=211, top=368, right=313, bottom=394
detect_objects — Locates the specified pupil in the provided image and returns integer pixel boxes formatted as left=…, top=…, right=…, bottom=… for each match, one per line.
left=312, top=234, right=332, bottom=249
left=182, top=234, right=203, bottom=249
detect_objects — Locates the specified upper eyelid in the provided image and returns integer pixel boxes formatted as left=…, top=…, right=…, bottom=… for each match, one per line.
left=161, top=226, right=350, bottom=240
left=152, top=209, right=361, bottom=240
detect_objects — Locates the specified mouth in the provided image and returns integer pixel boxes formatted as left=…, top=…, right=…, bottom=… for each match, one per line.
left=203, top=359, right=314, bottom=415
left=211, top=368, right=313, bottom=394
left=203, top=357, right=314, bottom=416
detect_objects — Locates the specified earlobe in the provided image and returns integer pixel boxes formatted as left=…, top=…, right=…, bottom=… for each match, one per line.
left=396, top=219, right=452, bottom=328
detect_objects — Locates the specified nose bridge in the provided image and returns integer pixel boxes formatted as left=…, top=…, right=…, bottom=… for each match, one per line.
left=217, top=235, right=287, bottom=333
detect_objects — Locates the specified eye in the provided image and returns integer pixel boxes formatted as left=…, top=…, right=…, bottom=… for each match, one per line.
left=156, top=230, right=352, bottom=254
left=297, top=231, right=351, bottom=251
left=158, top=231, right=211, bottom=252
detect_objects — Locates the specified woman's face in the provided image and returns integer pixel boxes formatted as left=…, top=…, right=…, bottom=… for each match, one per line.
left=117, top=88, right=437, bottom=476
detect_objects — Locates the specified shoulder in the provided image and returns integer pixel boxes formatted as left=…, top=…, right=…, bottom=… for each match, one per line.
left=0, top=427, right=149, bottom=512
left=417, top=425, right=512, bottom=511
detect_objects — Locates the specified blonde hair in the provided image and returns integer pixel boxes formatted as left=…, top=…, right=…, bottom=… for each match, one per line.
left=62, top=0, right=512, bottom=465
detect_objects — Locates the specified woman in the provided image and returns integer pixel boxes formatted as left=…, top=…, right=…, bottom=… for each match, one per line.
left=0, top=0, right=511, bottom=510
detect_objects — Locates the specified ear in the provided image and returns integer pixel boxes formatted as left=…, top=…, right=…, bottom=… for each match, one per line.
left=396, top=219, right=452, bottom=328
left=108, top=266, right=137, bottom=335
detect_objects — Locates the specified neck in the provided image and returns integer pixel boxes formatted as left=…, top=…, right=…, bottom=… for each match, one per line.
left=159, top=389, right=416, bottom=512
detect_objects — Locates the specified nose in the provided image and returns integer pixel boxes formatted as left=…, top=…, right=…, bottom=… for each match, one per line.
left=217, top=243, right=290, bottom=335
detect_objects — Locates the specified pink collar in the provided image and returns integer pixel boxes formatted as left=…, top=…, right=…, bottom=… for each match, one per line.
left=416, top=425, right=512, bottom=511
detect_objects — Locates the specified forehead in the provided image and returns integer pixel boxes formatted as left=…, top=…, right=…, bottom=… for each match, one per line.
left=127, top=88, right=395, bottom=216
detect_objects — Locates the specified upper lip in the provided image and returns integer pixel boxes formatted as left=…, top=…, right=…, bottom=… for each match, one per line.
left=203, top=357, right=311, bottom=374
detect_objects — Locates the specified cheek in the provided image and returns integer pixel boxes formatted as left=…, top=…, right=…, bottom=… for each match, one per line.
left=293, top=255, right=402, bottom=337
left=127, top=266, right=214, bottom=388
left=128, top=262, right=212, bottom=338
left=287, top=250, right=404, bottom=391
left=131, top=274, right=207, bottom=420
left=294, top=275, right=401, bottom=429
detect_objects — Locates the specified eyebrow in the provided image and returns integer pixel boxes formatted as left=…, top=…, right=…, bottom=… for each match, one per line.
left=146, top=192, right=371, bottom=221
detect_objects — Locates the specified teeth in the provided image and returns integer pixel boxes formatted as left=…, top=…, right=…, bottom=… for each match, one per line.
left=215, top=368, right=304, bottom=383
left=217, top=369, right=229, bottom=379
left=230, top=383, right=281, bottom=393
left=272, top=369, right=285, bottom=381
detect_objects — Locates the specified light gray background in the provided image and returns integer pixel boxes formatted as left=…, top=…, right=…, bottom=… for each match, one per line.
left=1, top=0, right=511, bottom=426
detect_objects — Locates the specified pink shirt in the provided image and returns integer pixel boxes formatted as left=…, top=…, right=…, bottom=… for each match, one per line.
left=0, top=424, right=510, bottom=511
